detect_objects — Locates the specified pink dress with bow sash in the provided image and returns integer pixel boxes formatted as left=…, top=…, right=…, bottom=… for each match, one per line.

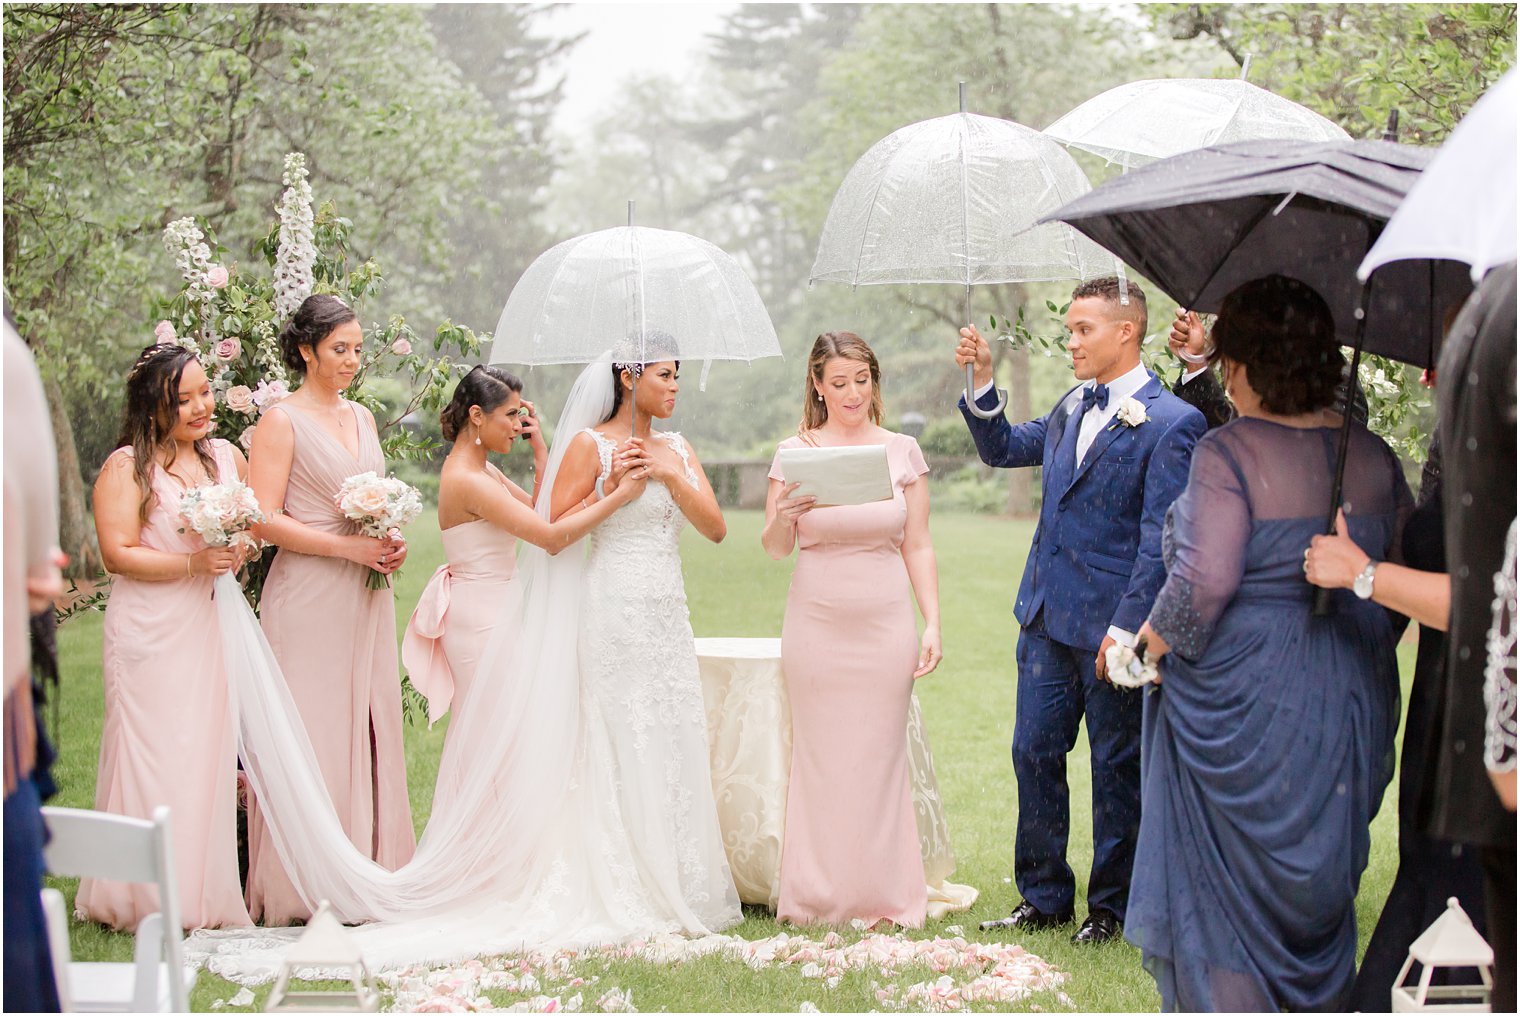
left=402, top=519, right=520, bottom=728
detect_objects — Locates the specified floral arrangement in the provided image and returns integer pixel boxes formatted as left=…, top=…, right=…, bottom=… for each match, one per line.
left=177, top=480, right=267, bottom=555
left=336, top=472, right=425, bottom=588
left=149, top=150, right=486, bottom=610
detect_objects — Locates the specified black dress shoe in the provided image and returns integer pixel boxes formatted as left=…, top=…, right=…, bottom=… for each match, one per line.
left=978, top=900, right=1075, bottom=932
left=1070, top=908, right=1122, bottom=944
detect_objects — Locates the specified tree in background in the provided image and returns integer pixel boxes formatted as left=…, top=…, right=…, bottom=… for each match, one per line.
left=1147, top=2, right=1517, bottom=461
left=3, top=3, right=576, bottom=572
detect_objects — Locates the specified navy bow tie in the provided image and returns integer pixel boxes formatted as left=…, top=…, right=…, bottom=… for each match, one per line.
left=1080, top=383, right=1110, bottom=413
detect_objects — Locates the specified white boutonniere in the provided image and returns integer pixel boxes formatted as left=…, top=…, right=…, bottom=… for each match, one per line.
left=1112, top=397, right=1148, bottom=429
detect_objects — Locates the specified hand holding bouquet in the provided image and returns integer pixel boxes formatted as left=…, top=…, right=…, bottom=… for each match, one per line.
left=178, top=481, right=267, bottom=593
left=335, top=471, right=424, bottom=589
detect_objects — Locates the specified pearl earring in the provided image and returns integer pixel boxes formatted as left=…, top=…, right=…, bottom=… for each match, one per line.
left=474, top=425, right=482, bottom=446
left=815, top=391, right=823, bottom=402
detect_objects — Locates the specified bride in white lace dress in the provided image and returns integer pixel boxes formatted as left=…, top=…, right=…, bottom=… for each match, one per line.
left=187, top=356, right=739, bottom=981
left=549, top=356, right=739, bottom=930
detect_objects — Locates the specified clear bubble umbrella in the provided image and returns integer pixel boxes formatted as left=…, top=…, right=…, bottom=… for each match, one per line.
left=490, top=204, right=782, bottom=425
left=1043, top=74, right=1350, bottom=170
left=810, top=85, right=1111, bottom=419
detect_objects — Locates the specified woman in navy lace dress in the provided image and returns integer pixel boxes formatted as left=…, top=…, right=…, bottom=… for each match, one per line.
left=1126, top=276, right=1411, bottom=1011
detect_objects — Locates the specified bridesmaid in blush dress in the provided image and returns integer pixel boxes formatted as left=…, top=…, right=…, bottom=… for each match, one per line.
left=245, top=295, right=414, bottom=925
left=761, top=332, right=942, bottom=928
left=81, top=344, right=251, bottom=930
left=403, top=366, right=643, bottom=733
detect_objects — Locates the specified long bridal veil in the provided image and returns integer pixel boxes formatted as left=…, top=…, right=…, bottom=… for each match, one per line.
left=194, top=360, right=707, bottom=982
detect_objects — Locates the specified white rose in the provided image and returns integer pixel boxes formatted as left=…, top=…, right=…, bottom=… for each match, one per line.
left=1115, top=397, right=1148, bottom=428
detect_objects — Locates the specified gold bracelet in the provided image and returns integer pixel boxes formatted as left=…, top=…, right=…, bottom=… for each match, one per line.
left=185, top=553, right=193, bottom=577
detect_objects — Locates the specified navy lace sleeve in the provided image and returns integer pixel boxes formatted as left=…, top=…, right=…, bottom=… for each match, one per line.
left=1148, top=435, right=1251, bottom=660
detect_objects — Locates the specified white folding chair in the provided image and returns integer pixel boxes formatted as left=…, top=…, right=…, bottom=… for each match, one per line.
left=40, top=805, right=194, bottom=1012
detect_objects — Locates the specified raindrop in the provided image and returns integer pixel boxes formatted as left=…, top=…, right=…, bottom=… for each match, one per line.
left=1459, top=565, right=1471, bottom=579
left=1462, top=492, right=1474, bottom=507
left=1336, top=783, right=1346, bottom=796
left=1467, top=437, right=1479, bottom=451
left=1459, top=646, right=1471, bottom=661
left=1454, top=739, right=1466, bottom=754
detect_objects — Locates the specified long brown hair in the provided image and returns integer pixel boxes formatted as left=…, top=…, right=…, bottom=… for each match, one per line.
left=115, top=344, right=218, bottom=523
left=799, top=331, right=883, bottom=438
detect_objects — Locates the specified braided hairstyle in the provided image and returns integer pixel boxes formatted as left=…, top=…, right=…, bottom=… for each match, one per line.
left=439, top=365, right=523, bottom=442
left=115, top=344, right=218, bottom=523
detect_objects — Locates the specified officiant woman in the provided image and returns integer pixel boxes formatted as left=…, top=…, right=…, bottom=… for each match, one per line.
left=762, top=331, right=941, bottom=928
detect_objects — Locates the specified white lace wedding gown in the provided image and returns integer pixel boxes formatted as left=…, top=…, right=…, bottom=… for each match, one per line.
left=577, top=429, right=740, bottom=930
left=186, top=364, right=739, bottom=983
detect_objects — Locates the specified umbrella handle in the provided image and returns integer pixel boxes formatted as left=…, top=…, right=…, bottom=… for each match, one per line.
left=964, top=363, right=1008, bottom=420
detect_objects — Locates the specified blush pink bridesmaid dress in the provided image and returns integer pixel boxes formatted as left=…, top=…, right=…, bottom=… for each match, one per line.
left=78, top=439, right=251, bottom=930
left=402, top=518, right=520, bottom=729
left=770, top=431, right=930, bottom=927
left=245, top=402, right=415, bottom=925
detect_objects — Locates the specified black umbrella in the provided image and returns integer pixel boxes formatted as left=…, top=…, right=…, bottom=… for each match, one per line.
left=1040, top=138, right=1473, bottom=613
left=1039, top=139, right=1471, bottom=367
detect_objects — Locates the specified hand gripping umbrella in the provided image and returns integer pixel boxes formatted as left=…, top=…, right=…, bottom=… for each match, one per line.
left=491, top=203, right=782, bottom=431
left=810, top=84, right=1111, bottom=419
left=1042, top=138, right=1473, bottom=614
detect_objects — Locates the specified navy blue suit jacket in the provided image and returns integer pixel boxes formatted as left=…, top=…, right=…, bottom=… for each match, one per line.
left=960, top=374, right=1206, bottom=652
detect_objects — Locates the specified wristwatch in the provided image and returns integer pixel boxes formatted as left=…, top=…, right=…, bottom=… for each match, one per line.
left=1353, top=560, right=1379, bottom=600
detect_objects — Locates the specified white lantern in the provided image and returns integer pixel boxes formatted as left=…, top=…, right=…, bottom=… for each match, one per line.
left=1392, top=897, right=1494, bottom=1012
left=264, top=901, right=380, bottom=1012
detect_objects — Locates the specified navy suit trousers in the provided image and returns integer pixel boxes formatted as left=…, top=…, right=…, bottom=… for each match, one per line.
left=1012, top=616, right=1142, bottom=921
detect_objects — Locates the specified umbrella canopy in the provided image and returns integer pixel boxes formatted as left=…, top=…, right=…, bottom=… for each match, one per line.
left=810, top=111, right=1111, bottom=288
left=1360, top=70, right=1518, bottom=284
left=490, top=225, right=781, bottom=370
left=1041, top=138, right=1472, bottom=368
left=1043, top=77, right=1350, bottom=169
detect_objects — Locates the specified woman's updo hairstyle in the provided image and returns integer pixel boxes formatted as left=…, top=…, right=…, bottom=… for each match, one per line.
left=278, top=294, right=358, bottom=376
left=606, top=329, right=680, bottom=422
left=1212, top=275, right=1344, bottom=416
left=439, top=365, right=523, bottom=442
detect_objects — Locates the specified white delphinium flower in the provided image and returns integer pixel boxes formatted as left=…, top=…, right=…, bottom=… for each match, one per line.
left=162, top=216, right=223, bottom=352
left=252, top=320, right=289, bottom=382
left=274, top=152, right=316, bottom=322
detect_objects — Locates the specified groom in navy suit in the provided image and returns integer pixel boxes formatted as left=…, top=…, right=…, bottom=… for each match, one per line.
left=958, top=277, right=1205, bottom=944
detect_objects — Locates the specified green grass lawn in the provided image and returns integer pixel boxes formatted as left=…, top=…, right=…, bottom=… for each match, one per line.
left=45, top=509, right=1409, bottom=1011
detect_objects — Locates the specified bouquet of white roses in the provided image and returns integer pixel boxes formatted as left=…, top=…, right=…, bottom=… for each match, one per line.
left=178, top=480, right=267, bottom=555
left=335, top=471, right=424, bottom=589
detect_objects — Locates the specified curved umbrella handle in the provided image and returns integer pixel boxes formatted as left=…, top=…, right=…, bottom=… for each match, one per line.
left=964, top=363, right=1008, bottom=419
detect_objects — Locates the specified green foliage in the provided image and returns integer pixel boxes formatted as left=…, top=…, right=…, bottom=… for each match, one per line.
left=150, top=154, right=483, bottom=608
left=1144, top=3, right=1516, bottom=462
